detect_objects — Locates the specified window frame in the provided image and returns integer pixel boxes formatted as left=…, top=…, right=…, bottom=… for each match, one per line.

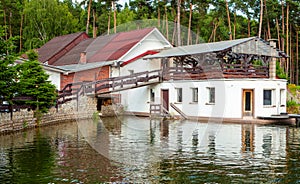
left=207, top=87, right=215, bottom=104
left=191, top=88, right=198, bottom=103
left=263, top=89, right=275, bottom=107
left=176, top=88, right=183, bottom=103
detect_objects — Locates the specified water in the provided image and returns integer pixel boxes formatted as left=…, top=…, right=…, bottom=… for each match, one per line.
left=0, top=116, right=299, bottom=183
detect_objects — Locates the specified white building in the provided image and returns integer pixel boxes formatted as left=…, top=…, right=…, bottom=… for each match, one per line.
left=115, top=37, right=288, bottom=121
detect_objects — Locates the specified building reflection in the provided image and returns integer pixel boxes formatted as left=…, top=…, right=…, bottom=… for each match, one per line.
left=101, top=116, right=122, bottom=135
left=160, top=120, right=169, bottom=139
left=241, top=124, right=255, bottom=153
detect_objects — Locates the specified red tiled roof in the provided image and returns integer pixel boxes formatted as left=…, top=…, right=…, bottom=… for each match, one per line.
left=38, top=32, right=89, bottom=63
left=50, top=27, right=156, bottom=66
left=89, top=28, right=155, bottom=63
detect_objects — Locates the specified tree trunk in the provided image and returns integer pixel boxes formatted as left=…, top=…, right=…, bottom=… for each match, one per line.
left=187, top=3, right=192, bottom=45
left=233, top=10, right=236, bottom=39
left=93, top=9, right=96, bottom=38
left=19, top=13, right=24, bottom=52
left=258, top=0, right=263, bottom=38
left=296, top=30, right=299, bottom=85
left=247, top=17, right=251, bottom=37
left=113, top=1, right=117, bottom=34
left=264, top=0, right=271, bottom=40
left=158, top=1, right=161, bottom=28
left=177, top=0, right=181, bottom=46
left=286, top=3, right=289, bottom=76
left=3, top=9, right=7, bottom=41
left=165, top=5, right=169, bottom=40
left=9, top=12, right=12, bottom=38
left=86, top=0, right=92, bottom=34
left=276, top=17, right=281, bottom=50
left=281, top=0, right=285, bottom=52
left=225, top=0, right=232, bottom=40
left=107, top=9, right=111, bottom=35
left=290, top=27, right=293, bottom=83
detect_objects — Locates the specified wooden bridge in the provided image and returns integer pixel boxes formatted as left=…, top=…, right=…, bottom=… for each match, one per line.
left=57, top=69, right=162, bottom=105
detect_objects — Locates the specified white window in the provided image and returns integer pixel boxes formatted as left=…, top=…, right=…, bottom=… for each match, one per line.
left=192, top=88, right=198, bottom=102
left=263, top=89, right=275, bottom=106
left=207, top=87, right=215, bottom=104
left=280, top=89, right=285, bottom=106
left=150, top=89, right=155, bottom=102
left=176, top=88, right=182, bottom=103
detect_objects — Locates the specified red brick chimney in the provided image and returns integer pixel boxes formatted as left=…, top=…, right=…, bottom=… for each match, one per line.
left=80, top=52, right=87, bottom=64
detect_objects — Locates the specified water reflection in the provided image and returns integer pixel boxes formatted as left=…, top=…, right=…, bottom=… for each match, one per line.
left=0, top=117, right=299, bottom=183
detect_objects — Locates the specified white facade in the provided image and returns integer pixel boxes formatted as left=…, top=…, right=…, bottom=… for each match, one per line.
left=120, top=79, right=287, bottom=119
left=45, top=69, right=61, bottom=90
left=111, top=28, right=171, bottom=78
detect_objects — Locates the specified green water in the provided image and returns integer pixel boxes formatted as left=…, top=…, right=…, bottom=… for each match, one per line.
left=0, top=116, right=299, bottom=183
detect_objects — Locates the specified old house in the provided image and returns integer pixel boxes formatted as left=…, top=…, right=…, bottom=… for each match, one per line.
left=118, top=37, right=288, bottom=120
left=36, top=28, right=172, bottom=90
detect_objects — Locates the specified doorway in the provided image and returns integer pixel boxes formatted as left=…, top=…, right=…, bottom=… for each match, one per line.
left=161, top=89, right=169, bottom=112
left=242, top=89, right=254, bottom=117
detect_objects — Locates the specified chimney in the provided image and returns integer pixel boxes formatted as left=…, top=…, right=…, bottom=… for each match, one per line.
left=80, top=52, right=87, bottom=64
left=268, top=39, right=277, bottom=80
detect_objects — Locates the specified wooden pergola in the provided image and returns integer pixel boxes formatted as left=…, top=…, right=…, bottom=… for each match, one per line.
left=147, top=37, right=288, bottom=80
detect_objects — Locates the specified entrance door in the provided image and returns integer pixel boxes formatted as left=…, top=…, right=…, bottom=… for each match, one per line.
left=243, top=89, right=254, bottom=117
left=161, top=89, right=169, bottom=111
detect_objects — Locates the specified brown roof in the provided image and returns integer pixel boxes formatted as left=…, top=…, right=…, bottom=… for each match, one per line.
left=38, top=32, right=89, bottom=63
left=51, top=27, right=155, bottom=66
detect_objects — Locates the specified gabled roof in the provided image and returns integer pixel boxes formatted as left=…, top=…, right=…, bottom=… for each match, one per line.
left=146, top=37, right=288, bottom=59
left=52, top=27, right=157, bottom=66
left=38, top=32, right=89, bottom=63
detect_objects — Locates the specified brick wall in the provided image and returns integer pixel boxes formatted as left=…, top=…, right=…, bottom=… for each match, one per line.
left=0, top=96, right=98, bottom=134
left=60, top=65, right=110, bottom=89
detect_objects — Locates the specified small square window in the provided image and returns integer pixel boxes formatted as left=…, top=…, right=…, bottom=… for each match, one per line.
left=192, top=88, right=198, bottom=102
left=263, top=89, right=272, bottom=105
left=263, top=89, right=275, bottom=106
left=176, top=88, right=182, bottom=103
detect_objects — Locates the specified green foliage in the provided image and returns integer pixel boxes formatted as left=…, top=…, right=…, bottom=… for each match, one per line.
left=16, top=50, right=57, bottom=113
left=288, top=83, right=300, bottom=96
left=287, top=100, right=299, bottom=107
left=276, top=61, right=287, bottom=80
left=0, top=26, right=18, bottom=102
left=22, top=0, right=81, bottom=49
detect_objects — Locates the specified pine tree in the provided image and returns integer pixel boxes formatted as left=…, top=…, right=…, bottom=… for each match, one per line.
left=16, top=50, right=57, bottom=114
left=0, top=26, right=17, bottom=103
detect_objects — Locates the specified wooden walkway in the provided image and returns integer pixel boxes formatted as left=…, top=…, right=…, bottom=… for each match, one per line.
left=57, top=70, right=162, bottom=105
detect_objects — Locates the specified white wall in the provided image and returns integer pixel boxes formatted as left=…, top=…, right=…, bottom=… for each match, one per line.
left=121, top=79, right=287, bottom=119
left=45, top=70, right=61, bottom=90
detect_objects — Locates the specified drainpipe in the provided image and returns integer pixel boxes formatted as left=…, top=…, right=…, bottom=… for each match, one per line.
left=268, top=39, right=277, bottom=80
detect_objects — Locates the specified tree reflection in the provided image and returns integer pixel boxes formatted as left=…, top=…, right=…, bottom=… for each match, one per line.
left=5, top=130, right=55, bottom=183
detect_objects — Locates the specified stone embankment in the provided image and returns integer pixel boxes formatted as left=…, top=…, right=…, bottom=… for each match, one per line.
left=0, top=96, right=97, bottom=134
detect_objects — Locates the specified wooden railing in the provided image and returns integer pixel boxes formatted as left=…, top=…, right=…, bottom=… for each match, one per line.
left=0, top=96, right=35, bottom=113
left=222, top=64, right=268, bottom=78
left=57, top=70, right=162, bottom=105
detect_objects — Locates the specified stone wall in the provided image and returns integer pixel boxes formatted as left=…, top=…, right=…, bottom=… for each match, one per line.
left=0, top=95, right=97, bottom=134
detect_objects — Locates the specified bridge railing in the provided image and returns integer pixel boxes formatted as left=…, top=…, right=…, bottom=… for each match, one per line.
left=57, top=69, right=162, bottom=105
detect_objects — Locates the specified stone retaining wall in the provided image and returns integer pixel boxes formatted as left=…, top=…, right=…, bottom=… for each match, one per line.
left=0, top=96, right=97, bottom=134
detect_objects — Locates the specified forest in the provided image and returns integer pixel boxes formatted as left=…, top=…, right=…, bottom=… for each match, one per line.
left=0, top=0, right=299, bottom=85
